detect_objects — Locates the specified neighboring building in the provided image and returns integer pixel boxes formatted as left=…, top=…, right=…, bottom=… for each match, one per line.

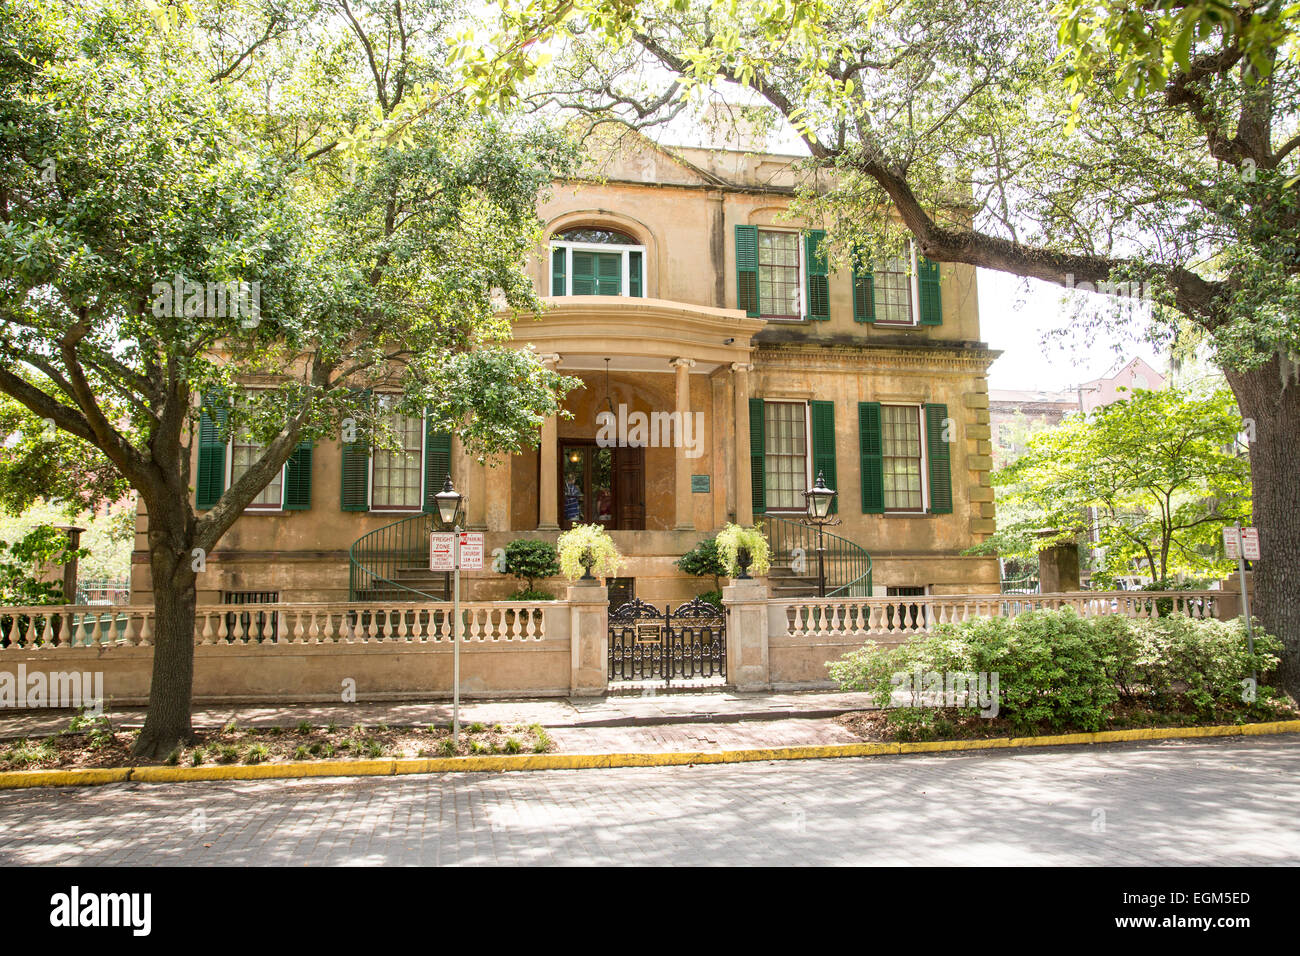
left=988, top=357, right=1168, bottom=468
left=1077, top=356, right=1166, bottom=413
left=131, top=134, right=1003, bottom=606
left=988, top=388, right=1076, bottom=468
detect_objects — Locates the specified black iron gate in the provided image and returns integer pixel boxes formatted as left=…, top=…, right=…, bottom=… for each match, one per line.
left=608, top=597, right=726, bottom=682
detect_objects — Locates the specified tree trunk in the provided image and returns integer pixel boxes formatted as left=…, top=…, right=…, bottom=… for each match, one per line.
left=1225, top=356, right=1300, bottom=700
left=133, top=541, right=198, bottom=760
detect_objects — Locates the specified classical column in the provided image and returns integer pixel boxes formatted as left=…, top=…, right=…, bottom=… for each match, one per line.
left=732, top=363, right=754, bottom=526
left=672, top=357, right=696, bottom=530
left=465, top=446, right=487, bottom=530
left=538, top=353, right=562, bottom=530
left=484, top=453, right=513, bottom=532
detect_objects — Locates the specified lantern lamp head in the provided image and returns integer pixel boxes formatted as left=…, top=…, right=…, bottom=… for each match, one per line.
left=434, top=474, right=464, bottom=527
left=804, top=470, right=836, bottom=521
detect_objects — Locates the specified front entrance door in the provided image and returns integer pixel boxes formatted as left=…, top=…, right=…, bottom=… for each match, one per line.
left=559, top=442, right=645, bottom=530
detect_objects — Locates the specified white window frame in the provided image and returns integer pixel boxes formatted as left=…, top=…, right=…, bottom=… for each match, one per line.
left=226, top=388, right=286, bottom=514
left=367, top=396, right=426, bottom=514
left=549, top=239, right=646, bottom=297
left=880, top=402, right=929, bottom=514
left=870, top=241, right=923, bottom=328
left=754, top=227, right=807, bottom=323
left=762, top=399, right=814, bottom=513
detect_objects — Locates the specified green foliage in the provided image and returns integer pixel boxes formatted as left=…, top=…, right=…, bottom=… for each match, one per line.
left=1056, top=0, right=1297, bottom=103
left=0, top=524, right=86, bottom=605
left=676, top=536, right=726, bottom=589
left=556, top=523, right=622, bottom=580
left=715, top=523, right=771, bottom=577
left=0, top=390, right=127, bottom=516
left=829, top=610, right=1282, bottom=737
left=982, top=387, right=1250, bottom=584
left=502, top=539, right=560, bottom=593
left=0, top=0, right=583, bottom=753
left=696, top=589, right=723, bottom=608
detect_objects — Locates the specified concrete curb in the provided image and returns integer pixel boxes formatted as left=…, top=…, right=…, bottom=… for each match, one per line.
left=2, top=719, right=1298, bottom=791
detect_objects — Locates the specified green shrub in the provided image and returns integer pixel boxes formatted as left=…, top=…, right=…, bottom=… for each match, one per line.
left=696, top=589, right=723, bottom=609
left=502, top=539, right=560, bottom=595
left=829, top=609, right=1281, bottom=737
left=676, top=537, right=726, bottom=591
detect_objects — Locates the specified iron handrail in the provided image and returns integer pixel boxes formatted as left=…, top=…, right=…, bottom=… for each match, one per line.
left=760, top=512, right=873, bottom=596
left=348, top=512, right=446, bottom=602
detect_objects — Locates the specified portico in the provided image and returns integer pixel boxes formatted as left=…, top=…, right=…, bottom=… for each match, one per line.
left=482, top=295, right=765, bottom=538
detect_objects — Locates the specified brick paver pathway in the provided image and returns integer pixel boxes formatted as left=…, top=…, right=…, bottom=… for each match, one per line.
left=1, top=736, right=1296, bottom=866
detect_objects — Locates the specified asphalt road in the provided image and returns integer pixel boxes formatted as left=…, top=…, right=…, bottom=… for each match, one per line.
left=1, top=735, right=1296, bottom=866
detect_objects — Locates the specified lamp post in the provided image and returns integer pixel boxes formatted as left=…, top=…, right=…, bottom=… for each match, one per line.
left=434, top=474, right=466, bottom=744
left=802, top=471, right=839, bottom=597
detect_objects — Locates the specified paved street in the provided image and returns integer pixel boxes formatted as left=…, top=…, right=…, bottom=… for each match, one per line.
left=1, top=735, right=1296, bottom=865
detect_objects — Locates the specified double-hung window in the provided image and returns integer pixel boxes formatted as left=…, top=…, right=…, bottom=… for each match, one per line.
left=757, top=230, right=802, bottom=319
left=229, top=390, right=285, bottom=512
left=853, top=240, right=942, bottom=327
left=880, top=404, right=925, bottom=512
left=549, top=227, right=645, bottom=297
left=195, top=387, right=313, bottom=513
left=370, top=396, right=424, bottom=512
left=872, top=254, right=915, bottom=326
left=762, top=401, right=810, bottom=511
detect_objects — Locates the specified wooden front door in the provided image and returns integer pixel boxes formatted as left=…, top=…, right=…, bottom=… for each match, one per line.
left=559, top=442, right=644, bottom=530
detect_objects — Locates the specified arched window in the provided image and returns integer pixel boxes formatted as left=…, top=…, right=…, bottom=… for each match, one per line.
left=549, top=224, right=646, bottom=297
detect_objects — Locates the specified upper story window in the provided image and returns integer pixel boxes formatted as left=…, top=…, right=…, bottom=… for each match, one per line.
left=550, top=226, right=645, bottom=297
left=758, top=230, right=801, bottom=319
left=735, top=225, right=830, bottom=322
left=853, top=241, right=943, bottom=327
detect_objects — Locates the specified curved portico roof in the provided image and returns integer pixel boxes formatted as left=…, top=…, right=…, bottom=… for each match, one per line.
left=509, top=295, right=765, bottom=373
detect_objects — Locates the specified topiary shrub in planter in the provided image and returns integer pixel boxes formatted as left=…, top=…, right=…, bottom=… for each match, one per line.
left=557, top=524, right=622, bottom=582
left=715, top=523, right=771, bottom=580
left=502, top=539, right=560, bottom=600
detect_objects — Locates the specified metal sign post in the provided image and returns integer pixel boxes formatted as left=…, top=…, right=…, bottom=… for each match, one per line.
left=1227, top=523, right=1257, bottom=683
left=452, top=527, right=461, bottom=745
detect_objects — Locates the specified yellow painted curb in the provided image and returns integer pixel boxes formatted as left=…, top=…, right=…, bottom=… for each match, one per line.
left=1, top=719, right=1297, bottom=791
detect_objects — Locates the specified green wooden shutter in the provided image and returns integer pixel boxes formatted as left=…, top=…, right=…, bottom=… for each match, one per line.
left=423, top=418, right=453, bottom=515
left=551, top=247, right=566, bottom=296
left=858, top=402, right=884, bottom=514
left=596, top=251, right=621, bottom=294
left=804, top=230, right=830, bottom=321
left=629, top=251, right=643, bottom=297
left=748, top=397, right=765, bottom=515
left=735, top=225, right=759, bottom=317
left=925, top=403, right=953, bottom=514
left=809, top=400, right=838, bottom=513
left=195, top=390, right=229, bottom=510
left=918, top=256, right=942, bottom=325
left=852, top=247, right=876, bottom=323
left=571, top=251, right=621, bottom=295
left=283, top=439, right=313, bottom=511
left=340, top=390, right=371, bottom=512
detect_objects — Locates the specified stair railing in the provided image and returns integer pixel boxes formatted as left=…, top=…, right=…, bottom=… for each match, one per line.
left=348, top=512, right=446, bottom=602
left=760, top=512, right=873, bottom=597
